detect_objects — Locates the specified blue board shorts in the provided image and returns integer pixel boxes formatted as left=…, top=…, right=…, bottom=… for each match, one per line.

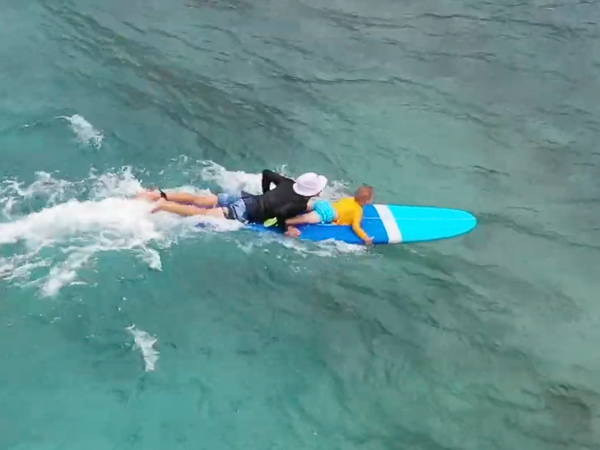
left=313, top=200, right=336, bottom=223
left=218, top=193, right=251, bottom=222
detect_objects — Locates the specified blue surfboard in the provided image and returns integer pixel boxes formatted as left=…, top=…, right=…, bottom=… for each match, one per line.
left=246, top=204, right=477, bottom=245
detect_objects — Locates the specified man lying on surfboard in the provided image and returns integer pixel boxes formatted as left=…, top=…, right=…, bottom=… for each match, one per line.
left=285, top=185, right=375, bottom=245
left=136, top=170, right=328, bottom=236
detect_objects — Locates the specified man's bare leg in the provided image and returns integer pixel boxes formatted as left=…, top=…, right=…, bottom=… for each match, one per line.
left=151, top=200, right=227, bottom=219
left=136, top=190, right=219, bottom=208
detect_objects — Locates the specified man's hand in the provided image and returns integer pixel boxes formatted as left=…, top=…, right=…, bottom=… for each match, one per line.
left=285, top=226, right=301, bottom=238
left=364, top=236, right=374, bottom=246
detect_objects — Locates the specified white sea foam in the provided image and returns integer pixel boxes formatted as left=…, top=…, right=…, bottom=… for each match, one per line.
left=0, top=171, right=76, bottom=218
left=0, top=196, right=163, bottom=295
left=43, top=249, right=96, bottom=297
left=0, top=167, right=169, bottom=295
left=0, top=198, right=158, bottom=246
left=200, top=160, right=266, bottom=194
left=60, top=114, right=104, bottom=148
left=88, top=166, right=142, bottom=199
left=1, top=171, right=74, bottom=200
left=262, top=235, right=366, bottom=257
left=138, top=248, right=163, bottom=271
left=126, top=325, right=159, bottom=372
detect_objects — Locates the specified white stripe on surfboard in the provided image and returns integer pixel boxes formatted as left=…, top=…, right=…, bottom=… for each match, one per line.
left=374, top=205, right=402, bottom=243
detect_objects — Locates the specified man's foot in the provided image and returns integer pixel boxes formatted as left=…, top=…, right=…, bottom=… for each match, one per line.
left=150, top=198, right=167, bottom=213
left=135, top=190, right=161, bottom=202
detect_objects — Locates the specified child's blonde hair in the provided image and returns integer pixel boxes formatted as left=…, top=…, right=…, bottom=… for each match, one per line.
left=354, top=185, right=374, bottom=205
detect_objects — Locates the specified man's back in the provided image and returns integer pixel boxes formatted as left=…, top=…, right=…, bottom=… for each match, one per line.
left=247, top=171, right=309, bottom=224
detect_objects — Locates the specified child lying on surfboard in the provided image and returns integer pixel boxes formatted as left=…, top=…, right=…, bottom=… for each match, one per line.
left=285, top=185, right=375, bottom=245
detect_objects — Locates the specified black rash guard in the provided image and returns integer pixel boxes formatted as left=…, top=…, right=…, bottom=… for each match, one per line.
left=245, top=170, right=309, bottom=227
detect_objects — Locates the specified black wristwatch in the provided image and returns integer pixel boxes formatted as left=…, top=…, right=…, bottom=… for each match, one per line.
left=159, top=189, right=168, bottom=200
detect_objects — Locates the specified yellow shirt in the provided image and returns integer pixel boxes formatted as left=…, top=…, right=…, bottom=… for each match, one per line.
left=333, top=197, right=368, bottom=241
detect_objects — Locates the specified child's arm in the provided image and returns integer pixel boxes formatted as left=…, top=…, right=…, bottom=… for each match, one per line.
left=351, top=209, right=373, bottom=245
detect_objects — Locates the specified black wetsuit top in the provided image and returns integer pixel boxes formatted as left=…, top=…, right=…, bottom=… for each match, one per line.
left=245, top=170, right=309, bottom=227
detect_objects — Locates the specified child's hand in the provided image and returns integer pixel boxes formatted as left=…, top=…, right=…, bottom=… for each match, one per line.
left=364, top=236, right=374, bottom=246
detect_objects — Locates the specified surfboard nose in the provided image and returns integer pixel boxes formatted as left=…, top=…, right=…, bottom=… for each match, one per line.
left=377, top=205, right=478, bottom=243
left=438, top=208, right=477, bottom=237
left=456, top=209, right=478, bottom=232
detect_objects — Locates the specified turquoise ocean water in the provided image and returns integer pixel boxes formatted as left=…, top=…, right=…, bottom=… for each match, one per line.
left=1, top=1, right=599, bottom=449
